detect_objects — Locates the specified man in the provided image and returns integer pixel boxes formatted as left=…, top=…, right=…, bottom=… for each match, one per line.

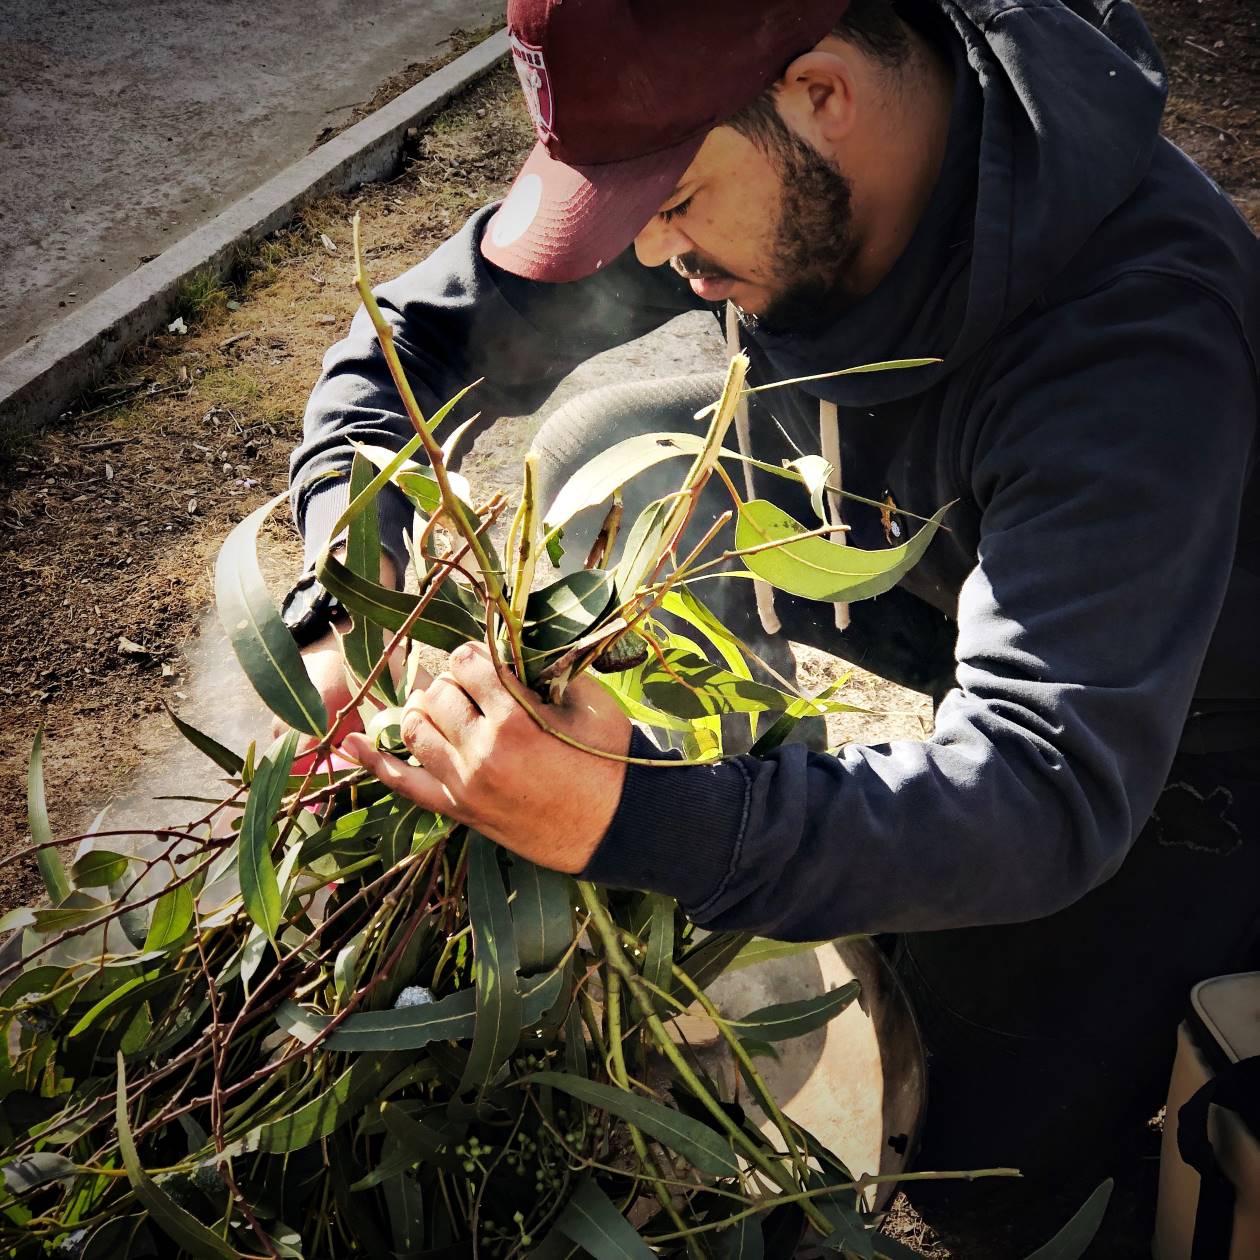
left=287, top=0, right=1258, bottom=1180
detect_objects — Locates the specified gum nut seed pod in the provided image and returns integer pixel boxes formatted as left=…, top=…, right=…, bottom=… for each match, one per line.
left=592, top=628, right=649, bottom=673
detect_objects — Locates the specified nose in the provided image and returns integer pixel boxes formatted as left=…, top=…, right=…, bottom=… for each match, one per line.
left=633, top=213, right=692, bottom=268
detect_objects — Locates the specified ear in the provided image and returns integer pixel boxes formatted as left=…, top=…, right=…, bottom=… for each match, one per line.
left=773, top=47, right=859, bottom=153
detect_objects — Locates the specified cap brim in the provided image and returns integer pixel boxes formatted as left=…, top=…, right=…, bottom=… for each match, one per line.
left=480, top=133, right=704, bottom=284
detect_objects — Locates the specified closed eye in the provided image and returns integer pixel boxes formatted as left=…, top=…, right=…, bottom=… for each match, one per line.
left=659, top=196, right=693, bottom=224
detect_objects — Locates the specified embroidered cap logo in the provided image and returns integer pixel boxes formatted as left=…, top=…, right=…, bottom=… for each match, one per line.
left=509, top=32, right=554, bottom=141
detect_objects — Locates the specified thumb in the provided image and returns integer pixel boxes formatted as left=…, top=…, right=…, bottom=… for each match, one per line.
left=341, top=732, right=451, bottom=813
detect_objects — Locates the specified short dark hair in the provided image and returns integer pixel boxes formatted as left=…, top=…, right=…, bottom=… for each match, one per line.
left=835, top=0, right=913, bottom=68
left=728, top=0, right=912, bottom=152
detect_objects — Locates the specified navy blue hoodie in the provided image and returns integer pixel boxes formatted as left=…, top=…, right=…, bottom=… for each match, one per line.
left=292, top=0, right=1258, bottom=937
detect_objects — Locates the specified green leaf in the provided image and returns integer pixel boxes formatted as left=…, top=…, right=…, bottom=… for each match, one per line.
left=734, top=500, right=949, bottom=603
left=27, top=730, right=70, bottom=904
left=639, top=648, right=800, bottom=720
left=0, top=907, right=35, bottom=935
left=728, top=937, right=850, bottom=972
left=714, top=1217, right=765, bottom=1260
left=509, top=857, right=573, bottom=974
left=68, top=970, right=166, bottom=1037
left=555, top=1178, right=655, bottom=1260
left=522, top=571, right=616, bottom=652
left=163, top=706, right=245, bottom=776
left=70, top=850, right=130, bottom=889
left=543, top=433, right=699, bottom=531
left=614, top=497, right=676, bottom=603
left=143, top=882, right=194, bottom=951
left=239, top=730, right=300, bottom=942
left=822, top=1205, right=874, bottom=1259
left=244, top=1065, right=356, bottom=1154
left=2, top=1152, right=78, bottom=1195
left=277, top=989, right=476, bottom=1051
left=316, top=550, right=483, bottom=653
left=1021, top=1180, right=1113, bottom=1260
left=216, top=492, right=328, bottom=736
left=458, top=834, right=522, bottom=1103
left=641, top=894, right=675, bottom=1014
left=31, top=892, right=108, bottom=934
left=528, top=1072, right=738, bottom=1176
left=342, top=452, right=397, bottom=707
left=676, top=932, right=751, bottom=996
left=383, top=1172, right=425, bottom=1254
left=115, top=1055, right=242, bottom=1258
left=729, top=981, right=860, bottom=1041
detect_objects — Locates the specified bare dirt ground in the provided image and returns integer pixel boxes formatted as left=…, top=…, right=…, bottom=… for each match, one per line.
left=0, top=1, right=1253, bottom=1252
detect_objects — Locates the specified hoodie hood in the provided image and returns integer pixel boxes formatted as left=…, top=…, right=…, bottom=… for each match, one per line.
left=750, top=0, right=1169, bottom=408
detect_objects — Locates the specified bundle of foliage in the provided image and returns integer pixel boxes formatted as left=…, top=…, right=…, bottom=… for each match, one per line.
left=0, top=218, right=1107, bottom=1259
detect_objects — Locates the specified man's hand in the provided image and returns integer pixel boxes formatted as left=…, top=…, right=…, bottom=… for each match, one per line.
left=274, top=550, right=407, bottom=754
left=341, top=643, right=632, bottom=874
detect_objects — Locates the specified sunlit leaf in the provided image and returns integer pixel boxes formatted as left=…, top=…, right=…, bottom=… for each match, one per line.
left=523, top=571, right=616, bottom=652
left=163, top=706, right=245, bottom=776
left=27, top=730, right=70, bottom=904
left=216, top=492, right=327, bottom=737
left=735, top=500, right=949, bottom=603
left=316, top=551, right=483, bottom=652
left=341, top=452, right=397, bottom=707
left=70, top=850, right=130, bottom=889
left=239, top=730, right=299, bottom=943
left=144, top=881, right=194, bottom=952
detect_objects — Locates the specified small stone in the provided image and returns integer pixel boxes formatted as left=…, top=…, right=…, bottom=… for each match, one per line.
left=187, top=498, right=199, bottom=514
left=167, top=316, right=189, bottom=335
left=320, top=232, right=338, bottom=254
left=118, top=636, right=150, bottom=656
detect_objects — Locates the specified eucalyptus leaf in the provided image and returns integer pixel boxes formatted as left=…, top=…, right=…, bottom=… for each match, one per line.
left=729, top=982, right=860, bottom=1042
left=1021, top=1180, right=1113, bottom=1260
left=27, top=730, right=70, bottom=904
left=458, top=834, right=522, bottom=1106
left=143, top=881, right=194, bottom=952
left=342, top=451, right=397, bottom=707
left=115, top=1056, right=242, bottom=1258
left=554, top=1178, right=655, bottom=1260
left=70, top=850, right=130, bottom=889
left=522, top=571, right=616, bottom=653
left=735, top=500, right=950, bottom=603
left=238, top=730, right=299, bottom=942
left=509, top=857, right=573, bottom=975
left=163, top=706, right=245, bottom=776
left=2, top=1152, right=78, bottom=1195
left=528, top=1073, right=738, bottom=1176
left=216, top=492, right=328, bottom=737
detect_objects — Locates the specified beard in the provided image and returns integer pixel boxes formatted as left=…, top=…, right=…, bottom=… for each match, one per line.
left=673, top=102, right=864, bottom=334
left=751, top=134, right=862, bottom=333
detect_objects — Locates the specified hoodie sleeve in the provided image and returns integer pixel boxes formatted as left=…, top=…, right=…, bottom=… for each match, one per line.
left=290, top=204, right=701, bottom=574
left=582, top=274, right=1257, bottom=938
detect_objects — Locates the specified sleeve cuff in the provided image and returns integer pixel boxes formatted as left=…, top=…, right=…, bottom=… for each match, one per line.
left=297, top=479, right=414, bottom=590
left=580, top=728, right=751, bottom=911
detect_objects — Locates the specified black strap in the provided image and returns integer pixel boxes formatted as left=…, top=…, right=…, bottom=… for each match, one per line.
left=1177, top=1054, right=1260, bottom=1260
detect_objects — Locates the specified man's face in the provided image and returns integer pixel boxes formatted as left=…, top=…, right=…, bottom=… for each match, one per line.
left=633, top=108, right=861, bottom=331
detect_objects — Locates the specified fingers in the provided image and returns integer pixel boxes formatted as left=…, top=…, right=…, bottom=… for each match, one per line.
left=445, top=642, right=529, bottom=721
left=340, top=733, right=455, bottom=814
left=413, top=674, right=481, bottom=743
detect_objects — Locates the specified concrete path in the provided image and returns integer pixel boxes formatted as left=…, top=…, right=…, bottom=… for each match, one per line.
left=0, top=0, right=498, bottom=358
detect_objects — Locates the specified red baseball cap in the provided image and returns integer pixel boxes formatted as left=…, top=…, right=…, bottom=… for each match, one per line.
left=481, top=0, right=850, bottom=283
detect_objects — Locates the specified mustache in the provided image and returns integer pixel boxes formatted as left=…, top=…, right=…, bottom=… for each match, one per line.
left=670, top=252, right=739, bottom=283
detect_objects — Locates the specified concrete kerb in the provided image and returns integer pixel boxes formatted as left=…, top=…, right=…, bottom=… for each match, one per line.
left=0, top=27, right=509, bottom=436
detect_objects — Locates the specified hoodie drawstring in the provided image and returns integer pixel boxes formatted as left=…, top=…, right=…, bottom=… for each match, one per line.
left=725, top=301, right=849, bottom=636
left=726, top=302, right=782, bottom=635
